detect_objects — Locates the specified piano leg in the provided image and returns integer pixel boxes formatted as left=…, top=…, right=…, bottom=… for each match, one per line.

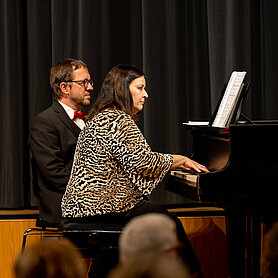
left=246, top=215, right=262, bottom=278
left=227, top=213, right=262, bottom=278
left=226, top=213, right=247, bottom=278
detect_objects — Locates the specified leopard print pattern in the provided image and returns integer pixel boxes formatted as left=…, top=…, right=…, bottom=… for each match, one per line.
left=61, top=110, right=173, bottom=217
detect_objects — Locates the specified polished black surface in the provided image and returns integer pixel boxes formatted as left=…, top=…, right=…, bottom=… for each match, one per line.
left=165, top=121, right=278, bottom=222
left=165, top=120, right=278, bottom=277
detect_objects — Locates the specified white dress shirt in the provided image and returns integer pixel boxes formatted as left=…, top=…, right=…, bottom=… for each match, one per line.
left=58, top=101, right=85, bottom=129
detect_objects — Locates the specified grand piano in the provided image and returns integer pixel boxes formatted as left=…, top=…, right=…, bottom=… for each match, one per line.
left=165, top=121, right=278, bottom=278
left=164, top=71, right=278, bottom=277
left=165, top=121, right=278, bottom=221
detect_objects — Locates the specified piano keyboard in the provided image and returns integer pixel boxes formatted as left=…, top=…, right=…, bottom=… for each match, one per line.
left=170, top=169, right=199, bottom=185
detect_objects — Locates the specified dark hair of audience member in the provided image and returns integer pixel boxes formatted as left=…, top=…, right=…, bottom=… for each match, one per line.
left=14, top=239, right=87, bottom=278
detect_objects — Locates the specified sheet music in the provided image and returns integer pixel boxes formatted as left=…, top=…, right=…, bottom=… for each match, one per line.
left=212, top=71, right=247, bottom=128
left=183, top=121, right=209, bottom=126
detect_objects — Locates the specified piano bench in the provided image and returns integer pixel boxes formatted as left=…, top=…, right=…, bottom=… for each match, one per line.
left=60, top=220, right=123, bottom=258
left=21, top=218, right=63, bottom=252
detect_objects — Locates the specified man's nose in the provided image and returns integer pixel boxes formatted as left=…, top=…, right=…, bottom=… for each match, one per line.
left=86, top=83, right=93, bottom=91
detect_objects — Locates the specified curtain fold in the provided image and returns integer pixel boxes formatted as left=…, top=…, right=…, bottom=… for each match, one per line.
left=0, top=0, right=28, bottom=207
left=1, top=0, right=278, bottom=208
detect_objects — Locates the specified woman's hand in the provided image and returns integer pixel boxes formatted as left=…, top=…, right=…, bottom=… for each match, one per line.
left=171, top=155, right=209, bottom=173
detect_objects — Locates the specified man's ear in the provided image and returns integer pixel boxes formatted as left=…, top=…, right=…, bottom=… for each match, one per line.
left=60, top=82, right=70, bottom=96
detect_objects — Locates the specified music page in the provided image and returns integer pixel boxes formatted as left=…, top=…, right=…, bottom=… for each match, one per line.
left=212, top=71, right=246, bottom=128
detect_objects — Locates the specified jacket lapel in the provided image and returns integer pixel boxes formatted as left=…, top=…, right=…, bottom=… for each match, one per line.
left=52, top=101, right=81, bottom=138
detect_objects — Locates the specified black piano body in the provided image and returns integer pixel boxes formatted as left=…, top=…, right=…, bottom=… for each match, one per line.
left=164, top=120, right=278, bottom=277
left=165, top=120, right=278, bottom=223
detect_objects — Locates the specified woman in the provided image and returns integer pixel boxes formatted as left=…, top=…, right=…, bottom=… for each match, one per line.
left=61, top=65, right=208, bottom=277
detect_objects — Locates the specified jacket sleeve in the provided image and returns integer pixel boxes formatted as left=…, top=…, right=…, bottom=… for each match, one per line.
left=29, top=114, right=72, bottom=192
left=109, top=114, right=173, bottom=195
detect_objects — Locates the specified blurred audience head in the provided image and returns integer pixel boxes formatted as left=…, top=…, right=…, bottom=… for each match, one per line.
left=263, top=221, right=278, bottom=278
left=14, top=239, right=87, bottom=278
left=119, top=213, right=181, bottom=263
left=108, top=252, right=191, bottom=278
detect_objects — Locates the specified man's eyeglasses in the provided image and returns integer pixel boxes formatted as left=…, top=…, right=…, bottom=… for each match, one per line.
left=65, top=79, right=93, bottom=89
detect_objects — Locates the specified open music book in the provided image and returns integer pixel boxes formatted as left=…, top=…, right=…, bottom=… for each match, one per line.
left=184, top=71, right=248, bottom=128
left=211, top=71, right=247, bottom=127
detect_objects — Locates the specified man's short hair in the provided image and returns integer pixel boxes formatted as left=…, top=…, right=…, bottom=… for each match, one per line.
left=50, top=58, right=88, bottom=100
left=119, top=213, right=178, bottom=263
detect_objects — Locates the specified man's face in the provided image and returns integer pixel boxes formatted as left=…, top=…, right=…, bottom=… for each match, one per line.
left=67, top=66, right=93, bottom=110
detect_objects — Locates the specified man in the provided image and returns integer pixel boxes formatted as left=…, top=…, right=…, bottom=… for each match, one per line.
left=118, top=213, right=181, bottom=262
left=118, top=213, right=202, bottom=278
left=29, top=58, right=93, bottom=226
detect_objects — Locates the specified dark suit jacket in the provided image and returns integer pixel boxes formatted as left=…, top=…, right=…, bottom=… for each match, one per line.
left=29, top=101, right=81, bottom=225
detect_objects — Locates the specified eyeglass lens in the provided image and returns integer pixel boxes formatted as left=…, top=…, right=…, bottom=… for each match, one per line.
left=85, top=79, right=93, bottom=87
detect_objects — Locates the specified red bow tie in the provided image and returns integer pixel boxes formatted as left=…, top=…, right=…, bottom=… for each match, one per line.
left=72, top=111, right=85, bottom=121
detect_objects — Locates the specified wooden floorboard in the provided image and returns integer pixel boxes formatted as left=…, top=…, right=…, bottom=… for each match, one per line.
left=0, top=214, right=39, bottom=278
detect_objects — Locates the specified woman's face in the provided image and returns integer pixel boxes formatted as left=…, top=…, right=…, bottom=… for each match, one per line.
left=129, top=76, right=148, bottom=113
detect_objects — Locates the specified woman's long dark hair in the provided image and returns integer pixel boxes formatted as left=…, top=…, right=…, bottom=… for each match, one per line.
left=86, top=64, right=145, bottom=121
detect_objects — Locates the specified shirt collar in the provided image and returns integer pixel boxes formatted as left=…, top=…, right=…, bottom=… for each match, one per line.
left=58, top=101, right=77, bottom=120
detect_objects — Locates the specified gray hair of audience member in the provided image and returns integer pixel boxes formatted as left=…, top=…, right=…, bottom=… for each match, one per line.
left=108, top=252, right=191, bottom=278
left=119, top=213, right=179, bottom=263
left=14, top=239, right=87, bottom=278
